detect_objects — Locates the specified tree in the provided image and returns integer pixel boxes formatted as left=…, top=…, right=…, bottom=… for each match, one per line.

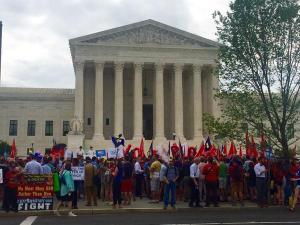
left=0, top=140, right=11, bottom=157
left=214, top=0, right=300, bottom=158
left=203, top=113, right=243, bottom=142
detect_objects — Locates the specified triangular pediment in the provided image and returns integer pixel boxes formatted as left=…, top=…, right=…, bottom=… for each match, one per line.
left=70, top=19, right=219, bottom=48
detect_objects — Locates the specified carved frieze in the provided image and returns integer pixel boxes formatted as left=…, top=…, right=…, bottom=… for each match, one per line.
left=82, top=24, right=212, bottom=47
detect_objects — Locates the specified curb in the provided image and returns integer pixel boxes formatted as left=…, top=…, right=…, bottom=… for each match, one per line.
left=0, top=205, right=270, bottom=217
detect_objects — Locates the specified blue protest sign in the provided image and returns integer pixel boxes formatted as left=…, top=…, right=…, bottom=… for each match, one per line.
left=96, top=150, right=106, bottom=158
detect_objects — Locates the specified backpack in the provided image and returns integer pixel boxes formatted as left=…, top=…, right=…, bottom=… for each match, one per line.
left=232, top=165, right=242, bottom=181
left=53, top=172, right=61, bottom=192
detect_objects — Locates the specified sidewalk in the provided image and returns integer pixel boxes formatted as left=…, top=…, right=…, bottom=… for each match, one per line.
left=0, top=198, right=262, bottom=217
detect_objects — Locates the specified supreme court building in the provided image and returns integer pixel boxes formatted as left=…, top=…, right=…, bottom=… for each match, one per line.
left=0, top=19, right=220, bottom=155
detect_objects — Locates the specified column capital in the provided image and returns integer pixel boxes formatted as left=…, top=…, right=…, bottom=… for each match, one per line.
left=95, top=61, right=105, bottom=68
left=115, top=62, right=125, bottom=71
left=192, top=64, right=204, bottom=73
left=154, top=62, right=165, bottom=72
left=134, top=62, right=144, bottom=71
left=174, top=63, right=184, bottom=72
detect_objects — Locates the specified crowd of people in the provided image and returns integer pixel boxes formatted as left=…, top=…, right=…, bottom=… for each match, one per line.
left=1, top=145, right=300, bottom=217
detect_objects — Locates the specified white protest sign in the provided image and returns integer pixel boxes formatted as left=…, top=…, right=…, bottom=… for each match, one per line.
left=0, top=169, right=3, bottom=183
left=107, top=146, right=124, bottom=159
left=71, top=167, right=84, bottom=181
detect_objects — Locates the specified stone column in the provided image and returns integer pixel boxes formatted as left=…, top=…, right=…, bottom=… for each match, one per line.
left=114, top=62, right=124, bottom=136
left=174, top=63, right=185, bottom=140
left=208, top=65, right=220, bottom=118
left=93, top=62, right=105, bottom=140
left=69, top=61, right=85, bottom=150
left=74, top=62, right=84, bottom=120
left=133, top=63, right=143, bottom=140
left=193, top=64, right=203, bottom=140
left=154, top=63, right=166, bottom=142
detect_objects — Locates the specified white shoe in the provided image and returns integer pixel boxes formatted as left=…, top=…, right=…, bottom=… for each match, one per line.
left=68, top=211, right=77, bottom=217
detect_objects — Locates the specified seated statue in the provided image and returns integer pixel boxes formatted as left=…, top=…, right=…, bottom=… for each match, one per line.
left=69, top=116, right=83, bottom=135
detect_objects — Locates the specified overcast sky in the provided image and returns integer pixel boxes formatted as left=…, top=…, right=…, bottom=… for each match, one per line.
left=0, top=0, right=231, bottom=88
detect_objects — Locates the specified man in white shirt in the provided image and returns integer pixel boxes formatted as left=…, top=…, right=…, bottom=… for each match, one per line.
left=134, top=157, right=144, bottom=198
left=77, top=146, right=85, bottom=157
left=254, top=157, right=267, bottom=207
left=88, top=146, right=95, bottom=158
left=189, top=158, right=201, bottom=207
left=64, top=146, right=73, bottom=160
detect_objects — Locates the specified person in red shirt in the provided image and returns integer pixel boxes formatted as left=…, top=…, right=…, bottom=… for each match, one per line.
left=3, top=160, right=21, bottom=212
left=271, top=161, right=284, bottom=205
left=228, top=156, right=244, bottom=206
left=202, top=156, right=219, bottom=207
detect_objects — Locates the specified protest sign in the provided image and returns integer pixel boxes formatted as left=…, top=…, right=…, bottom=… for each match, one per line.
left=107, top=147, right=124, bottom=159
left=71, top=166, right=85, bottom=180
left=17, top=174, right=53, bottom=211
left=96, top=150, right=106, bottom=158
left=0, top=169, right=3, bottom=183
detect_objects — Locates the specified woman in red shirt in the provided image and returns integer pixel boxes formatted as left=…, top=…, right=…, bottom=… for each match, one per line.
left=3, top=160, right=21, bottom=212
left=202, top=157, right=220, bottom=207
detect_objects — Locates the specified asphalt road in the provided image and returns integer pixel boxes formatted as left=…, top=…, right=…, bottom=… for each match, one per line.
left=2, top=207, right=300, bottom=225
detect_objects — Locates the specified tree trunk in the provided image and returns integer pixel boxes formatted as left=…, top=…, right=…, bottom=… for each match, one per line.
left=281, top=137, right=290, bottom=159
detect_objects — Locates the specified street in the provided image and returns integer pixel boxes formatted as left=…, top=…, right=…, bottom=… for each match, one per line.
left=2, top=207, right=300, bottom=225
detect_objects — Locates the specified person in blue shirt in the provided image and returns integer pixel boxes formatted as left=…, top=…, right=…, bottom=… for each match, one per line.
left=163, top=158, right=179, bottom=210
left=143, top=159, right=152, bottom=198
left=112, top=159, right=123, bottom=209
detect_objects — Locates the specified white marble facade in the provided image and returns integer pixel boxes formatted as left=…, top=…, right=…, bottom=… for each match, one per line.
left=0, top=19, right=221, bottom=155
left=69, top=19, right=220, bottom=149
left=0, top=88, right=74, bottom=155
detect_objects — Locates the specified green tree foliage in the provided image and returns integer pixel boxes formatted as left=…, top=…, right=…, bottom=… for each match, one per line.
left=0, top=140, right=11, bottom=157
left=203, top=113, right=243, bottom=142
left=214, top=0, right=300, bottom=158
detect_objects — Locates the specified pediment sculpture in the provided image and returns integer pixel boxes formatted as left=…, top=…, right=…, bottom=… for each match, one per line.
left=82, top=25, right=212, bottom=47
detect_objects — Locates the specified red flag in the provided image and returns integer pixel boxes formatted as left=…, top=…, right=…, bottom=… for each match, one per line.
left=209, top=144, right=217, bottom=157
left=152, top=148, right=157, bottom=157
left=139, top=138, right=145, bottom=158
left=133, top=147, right=139, bottom=159
left=124, top=144, right=132, bottom=156
left=250, top=136, right=258, bottom=158
left=217, top=147, right=221, bottom=160
left=50, top=145, right=64, bottom=159
left=171, top=143, right=180, bottom=159
left=239, top=145, right=243, bottom=157
left=195, top=142, right=205, bottom=158
left=228, top=141, right=237, bottom=157
left=10, top=139, right=16, bottom=159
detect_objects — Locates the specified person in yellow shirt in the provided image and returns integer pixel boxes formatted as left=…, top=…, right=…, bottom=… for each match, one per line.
left=150, top=155, right=161, bottom=203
